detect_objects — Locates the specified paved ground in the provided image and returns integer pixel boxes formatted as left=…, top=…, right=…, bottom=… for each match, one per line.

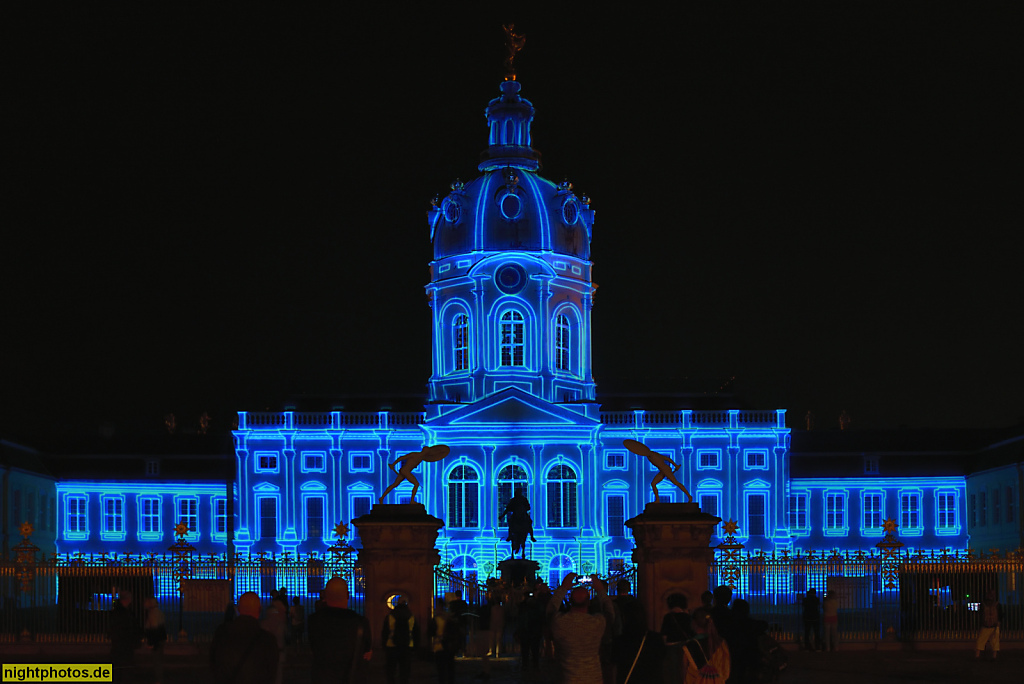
left=3, top=644, right=1023, bottom=683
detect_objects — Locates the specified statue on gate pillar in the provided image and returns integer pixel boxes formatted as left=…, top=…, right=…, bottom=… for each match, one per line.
left=379, top=444, right=451, bottom=504
left=624, top=439, right=693, bottom=503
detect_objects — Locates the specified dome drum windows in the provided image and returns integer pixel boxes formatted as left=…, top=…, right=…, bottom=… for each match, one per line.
left=453, top=314, right=470, bottom=372
left=555, top=314, right=571, bottom=373
left=499, top=311, right=525, bottom=367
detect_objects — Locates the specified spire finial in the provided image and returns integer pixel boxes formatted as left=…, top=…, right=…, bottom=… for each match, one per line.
left=502, top=24, right=526, bottom=81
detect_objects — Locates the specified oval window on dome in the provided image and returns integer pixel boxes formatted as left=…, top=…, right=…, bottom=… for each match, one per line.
left=442, top=197, right=461, bottom=224
left=562, top=198, right=579, bottom=226
left=495, top=263, right=528, bottom=295
left=497, top=191, right=523, bottom=220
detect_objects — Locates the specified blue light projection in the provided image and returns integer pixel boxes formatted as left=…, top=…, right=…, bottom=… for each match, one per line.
left=53, top=77, right=972, bottom=585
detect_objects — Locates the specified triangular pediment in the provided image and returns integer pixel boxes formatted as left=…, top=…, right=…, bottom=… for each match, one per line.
left=435, top=388, right=594, bottom=427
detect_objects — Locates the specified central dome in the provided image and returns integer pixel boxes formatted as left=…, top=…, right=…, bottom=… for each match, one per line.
left=428, top=80, right=594, bottom=261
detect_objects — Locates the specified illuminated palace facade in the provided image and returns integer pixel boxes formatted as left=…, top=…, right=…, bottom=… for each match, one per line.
left=54, top=78, right=971, bottom=585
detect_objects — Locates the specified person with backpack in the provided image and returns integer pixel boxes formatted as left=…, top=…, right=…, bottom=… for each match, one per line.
left=382, top=597, right=418, bottom=684
left=975, top=589, right=1003, bottom=660
left=681, top=608, right=730, bottom=683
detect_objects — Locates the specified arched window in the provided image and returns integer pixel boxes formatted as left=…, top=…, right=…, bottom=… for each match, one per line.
left=547, top=464, right=578, bottom=528
left=452, top=554, right=477, bottom=583
left=555, top=314, right=570, bottom=372
left=448, top=465, right=479, bottom=528
left=548, top=554, right=574, bottom=588
left=496, top=464, right=529, bottom=529
left=500, top=311, right=524, bottom=367
left=453, top=314, right=469, bottom=371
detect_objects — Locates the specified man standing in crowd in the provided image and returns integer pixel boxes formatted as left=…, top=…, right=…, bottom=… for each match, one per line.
left=308, top=578, right=373, bottom=684
left=210, top=592, right=279, bottom=684
left=548, top=573, right=616, bottom=684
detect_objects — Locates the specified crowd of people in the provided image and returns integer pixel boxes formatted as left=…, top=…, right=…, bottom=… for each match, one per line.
left=102, top=577, right=1004, bottom=683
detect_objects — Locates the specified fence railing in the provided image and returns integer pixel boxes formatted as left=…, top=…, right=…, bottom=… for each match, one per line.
left=0, top=552, right=362, bottom=644
left=709, top=548, right=1024, bottom=643
left=5, top=546, right=1021, bottom=645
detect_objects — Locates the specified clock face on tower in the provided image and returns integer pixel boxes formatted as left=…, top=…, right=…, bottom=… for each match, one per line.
left=495, top=263, right=528, bottom=295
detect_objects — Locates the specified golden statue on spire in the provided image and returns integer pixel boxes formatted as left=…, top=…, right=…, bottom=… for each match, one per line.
left=503, top=24, right=526, bottom=81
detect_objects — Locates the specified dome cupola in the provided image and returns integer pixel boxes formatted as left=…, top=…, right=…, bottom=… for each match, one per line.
left=479, top=79, right=541, bottom=172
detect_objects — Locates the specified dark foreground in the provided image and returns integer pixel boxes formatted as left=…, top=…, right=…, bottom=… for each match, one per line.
left=1, top=643, right=1022, bottom=683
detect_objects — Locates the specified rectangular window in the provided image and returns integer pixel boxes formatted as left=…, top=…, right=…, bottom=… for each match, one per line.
left=788, top=494, right=807, bottom=531
left=863, top=493, right=883, bottom=532
left=864, top=456, right=879, bottom=475
left=605, top=450, right=626, bottom=470
left=141, top=497, right=161, bottom=535
left=970, top=494, right=977, bottom=528
left=38, top=494, right=47, bottom=532
left=306, top=497, right=324, bottom=539
left=937, top=492, right=957, bottom=530
left=303, top=451, right=325, bottom=472
left=697, top=450, right=720, bottom=469
left=993, top=489, right=1001, bottom=525
left=979, top=492, right=987, bottom=527
left=178, top=497, right=199, bottom=537
left=256, top=452, right=278, bottom=472
left=747, top=493, right=766, bottom=536
left=826, top=493, right=846, bottom=532
left=103, top=497, right=124, bottom=536
left=259, top=498, right=277, bottom=540
left=608, top=558, right=626, bottom=575
left=27, top=492, right=36, bottom=527
left=12, top=490, right=21, bottom=526
left=350, top=451, right=372, bottom=472
left=66, top=495, right=87, bottom=535
left=1008, top=486, right=1015, bottom=525
left=214, top=498, right=228, bottom=536
left=607, top=495, right=625, bottom=537
left=145, top=459, right=160, bottom=476
left=745, top=451, right=767, bottom=470
left=352, top=495, right=372, bottom=541
left=700, top=493, right=720, bottom=520
left=901, top=492, right=921, bottom=530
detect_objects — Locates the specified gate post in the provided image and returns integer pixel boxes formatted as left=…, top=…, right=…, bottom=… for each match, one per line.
left=626, top=502, right=721, bottom=631
left=353, top=504, right=443, bottom=650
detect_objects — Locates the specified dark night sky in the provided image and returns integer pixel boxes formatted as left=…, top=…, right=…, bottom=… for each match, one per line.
left=4, top=6, right=1021, bottom=445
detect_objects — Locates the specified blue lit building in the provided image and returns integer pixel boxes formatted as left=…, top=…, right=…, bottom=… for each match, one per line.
left=49, top=77, right=992, bottom=585
left=231, top=77, right=806, bottom=584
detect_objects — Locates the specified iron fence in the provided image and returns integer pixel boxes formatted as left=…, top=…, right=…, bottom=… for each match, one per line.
left=0, top=551, right=362, bottom=644
left=709, top=548, right=1024, bottom=643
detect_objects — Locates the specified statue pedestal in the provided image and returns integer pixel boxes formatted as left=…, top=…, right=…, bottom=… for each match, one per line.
left=497, top=558, right=540, bottom=586
left=625, top=502, right=720, bottom=631
left=353, top=503, right=443, bottom=650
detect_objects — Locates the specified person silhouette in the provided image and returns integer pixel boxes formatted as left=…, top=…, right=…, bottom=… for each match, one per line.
left=379, top=445, right=450, bottom=504
left=623, top=439, right=693, bottom=502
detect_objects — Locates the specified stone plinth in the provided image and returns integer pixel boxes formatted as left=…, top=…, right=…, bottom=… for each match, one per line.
left=353, top=503, right=443, bottom=650
left=497, top=558, right=540, bottom=586
left=625, top=502, right=721, bottom=631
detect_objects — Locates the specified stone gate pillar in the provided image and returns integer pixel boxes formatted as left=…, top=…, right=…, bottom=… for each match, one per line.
left=625, top=502, right=721, bottom=631
left=354, top=503, right=443, bottom=650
